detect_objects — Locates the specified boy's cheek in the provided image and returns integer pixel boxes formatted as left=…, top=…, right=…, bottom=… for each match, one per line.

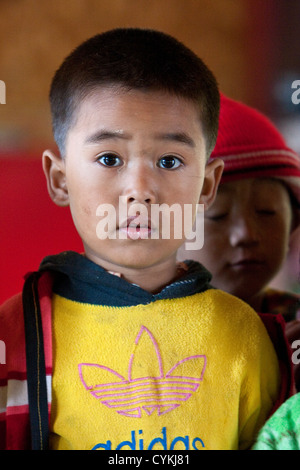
left=69, top=199, right=99, bottom=236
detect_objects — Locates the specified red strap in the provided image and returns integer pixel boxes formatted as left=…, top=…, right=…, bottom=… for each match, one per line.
left=258, top=312, right=295, bottom=415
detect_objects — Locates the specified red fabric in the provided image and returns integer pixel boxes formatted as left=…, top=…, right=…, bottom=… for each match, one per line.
left=211, top=95, right=291, bottom=157
left=210, top=94, right=300, bottom=204
left=0, top=156, right=82, bottom=305
left=258, top=312, right=296, bottom=416
left=0, top=272, right=54, bottom=450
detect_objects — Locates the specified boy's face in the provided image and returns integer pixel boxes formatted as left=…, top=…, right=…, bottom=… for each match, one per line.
left=43, top=87, right=222, bottom=286
left=179, top=178, right=293, bottom=305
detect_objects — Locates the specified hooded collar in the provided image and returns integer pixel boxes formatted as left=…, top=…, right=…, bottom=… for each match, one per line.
left=39, top=251, right=212, bottom=307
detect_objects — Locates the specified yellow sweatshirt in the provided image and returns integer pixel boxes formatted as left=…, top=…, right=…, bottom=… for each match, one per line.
left=43, top=252, right=279, bottom=450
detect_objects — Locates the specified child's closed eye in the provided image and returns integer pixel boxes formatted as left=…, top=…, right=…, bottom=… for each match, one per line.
left=205, top=212, right=228, bottom=221
left=256, top=209, right=276, bottom=216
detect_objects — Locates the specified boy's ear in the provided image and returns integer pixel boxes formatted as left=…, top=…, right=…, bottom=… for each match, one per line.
left=199, top=158, right=224, bottom=209
left=42, top=150, right=69, bottom=207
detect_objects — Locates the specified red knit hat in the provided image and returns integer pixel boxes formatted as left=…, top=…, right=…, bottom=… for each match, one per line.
left=210, top=94, right=300, bottom=207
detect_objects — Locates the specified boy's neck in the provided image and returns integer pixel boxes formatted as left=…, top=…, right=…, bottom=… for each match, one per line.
left=243, top=291, right=265, bottom=313
left=83, top=252, right=185, bottom=294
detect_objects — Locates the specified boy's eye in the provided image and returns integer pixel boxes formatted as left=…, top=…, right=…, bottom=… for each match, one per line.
left=206, top=213, right=228, bottom=221
left=256, top=209, right=276, bottom=216
left=97, top=153, right=122, bottom=167
left=157, top=155, right=182, bottom=170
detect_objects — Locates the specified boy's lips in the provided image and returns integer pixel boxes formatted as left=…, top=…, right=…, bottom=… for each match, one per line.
left=119, top=216, right=152, bottom=229
left=229, top=258, right=265, bottom=270
left=118, top=216, right=154, bottom=239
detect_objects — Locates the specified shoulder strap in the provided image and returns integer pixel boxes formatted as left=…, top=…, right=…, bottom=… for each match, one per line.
left=258, top=312, right=295, bottom=413
left=22, top=272, right=49, bottom=450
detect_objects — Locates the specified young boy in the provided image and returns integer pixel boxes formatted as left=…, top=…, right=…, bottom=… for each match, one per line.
left=178, top=93, right=300, bottom=390
left=0, top=29, right=281, bottom=451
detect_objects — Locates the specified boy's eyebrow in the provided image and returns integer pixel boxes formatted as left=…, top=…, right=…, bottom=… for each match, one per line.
left=84, top=130, right=196, bottom=147
left=155, top=132, right=196, bottom=148
left=84, top=130, right=129, bottom=144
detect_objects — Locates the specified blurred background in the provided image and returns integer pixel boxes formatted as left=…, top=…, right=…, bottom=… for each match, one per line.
left=0, top=0, right=299, bottom=303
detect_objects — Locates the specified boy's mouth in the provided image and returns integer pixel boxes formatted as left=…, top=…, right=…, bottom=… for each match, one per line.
left=118, top=216, right=153, bottom=240
left=229, top=258, right=265, bottom=271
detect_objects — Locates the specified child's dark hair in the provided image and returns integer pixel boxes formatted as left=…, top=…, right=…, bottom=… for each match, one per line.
left=49, top=28, right=220, bottom=157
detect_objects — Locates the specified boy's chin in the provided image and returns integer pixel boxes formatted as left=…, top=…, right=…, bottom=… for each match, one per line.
left=84, top=246, right=177, bottom=272
left=219, top=280, right=268, bottom=306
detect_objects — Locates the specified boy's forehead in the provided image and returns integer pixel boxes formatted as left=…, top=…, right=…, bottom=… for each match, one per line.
left=70, top=86, right=206, bottom=144
left=76, top=86, right=200, bottom=121
left=219, top=177, right=291, bottom=198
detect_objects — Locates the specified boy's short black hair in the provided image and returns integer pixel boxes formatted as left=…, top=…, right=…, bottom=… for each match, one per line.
left=50, top=28, right=220, bottom=157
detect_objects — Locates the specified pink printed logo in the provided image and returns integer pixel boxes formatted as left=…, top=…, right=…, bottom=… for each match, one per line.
left=78, top=326, right=206, bottom=418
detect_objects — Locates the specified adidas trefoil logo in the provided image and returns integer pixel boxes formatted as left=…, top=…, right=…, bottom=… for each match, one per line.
left=78, top=326, right=206, bottom=418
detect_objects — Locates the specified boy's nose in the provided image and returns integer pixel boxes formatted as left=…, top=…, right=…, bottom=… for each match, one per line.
left=229, top=216, right=260, bottom=247
left=122, top=165, right=158, bottom=205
